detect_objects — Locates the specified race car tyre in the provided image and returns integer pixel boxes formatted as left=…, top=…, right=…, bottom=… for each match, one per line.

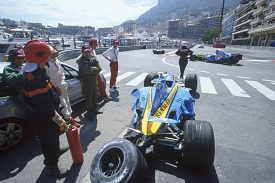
left=182, top=120, right=215, bottom=171
left=161, top=50, right=165, bottom=54
left=144, top=72, right=159, bottom=87
left=0, top=118, right=27, bottom=152
left=153, top=50, right=156, bottom=54
left=185, top=74, right=197, bottom=97
left=190, top=55, right=196, bottom=61
left=90, top=138, right=148, bottom=183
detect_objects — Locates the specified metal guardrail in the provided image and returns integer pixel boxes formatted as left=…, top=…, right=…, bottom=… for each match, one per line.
left=57, top=45, right=143, bottom=62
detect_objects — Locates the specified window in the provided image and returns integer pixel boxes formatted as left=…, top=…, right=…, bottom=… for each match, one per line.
left=62, top=65, right=79, bottom=80
left=0, top=44, right=10, bottom=53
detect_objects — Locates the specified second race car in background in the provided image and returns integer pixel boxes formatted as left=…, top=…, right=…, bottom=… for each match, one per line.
left=190, top=50, right=243, bottom=65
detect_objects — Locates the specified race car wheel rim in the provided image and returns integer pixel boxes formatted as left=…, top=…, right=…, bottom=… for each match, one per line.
left=99, top=147, right=124, bottom=177
left=0, top=122, right=23, bottom=150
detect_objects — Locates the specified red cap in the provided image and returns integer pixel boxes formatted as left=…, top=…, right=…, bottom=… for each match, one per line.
left=113, top=39, right=119, bottom=44
left=89, top=38, right=99, bottom=46
left=82, top=45, right=91, bottom=52
left=9, top=49, right=25, bottom=58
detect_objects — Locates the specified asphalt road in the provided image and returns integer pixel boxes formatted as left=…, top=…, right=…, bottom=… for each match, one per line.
left=0, top=45, right=275, bottom=183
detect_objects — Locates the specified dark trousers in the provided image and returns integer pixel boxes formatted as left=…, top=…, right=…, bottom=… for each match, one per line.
left=179, top=58, right=188, bottom=77
left=30, top=111, right=60, bottom=167
left=85, top=87, right=98, bottom=115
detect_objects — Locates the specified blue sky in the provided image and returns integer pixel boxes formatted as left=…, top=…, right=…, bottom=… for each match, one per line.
left=0, top=0, right=158, bottom=29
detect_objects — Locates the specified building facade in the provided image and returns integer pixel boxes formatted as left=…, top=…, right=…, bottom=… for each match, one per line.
left=231, top=1, right=255, bottom=45
left=249, top=0, right=275, bottom=46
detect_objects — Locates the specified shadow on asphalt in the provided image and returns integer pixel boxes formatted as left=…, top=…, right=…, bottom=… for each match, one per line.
left=143, top=146, right=219, bottom=183
left=0, top=133, right=42, bottom=181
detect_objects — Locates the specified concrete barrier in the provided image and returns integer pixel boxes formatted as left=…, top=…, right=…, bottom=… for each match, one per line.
left=57, top=45, right=143, bottom=62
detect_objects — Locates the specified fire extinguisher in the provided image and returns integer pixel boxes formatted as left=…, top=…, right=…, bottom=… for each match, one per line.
left=65, top=125, right=84, bottom=164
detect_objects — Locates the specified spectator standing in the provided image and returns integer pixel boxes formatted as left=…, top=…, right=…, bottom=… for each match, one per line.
left=76, top=39, right=112, bottom=102
left=22, top=40, right=69, bottom=178
left=175, top=44, right=193, bottom=79
left=102, top=39, right=119, bottom=93
left=44, top=45, right=80, bottom=127
left=78, top=45, right=103, bottom=121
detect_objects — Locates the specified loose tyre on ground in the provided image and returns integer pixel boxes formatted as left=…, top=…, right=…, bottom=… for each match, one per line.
left=144, top=72, right=159, bottom=87
left=90, top=138, right=148, bottom=183
left=185, top=74, right=197, bottom=97
left=182, top=120, right=215, bottom=171
left=0, top=118, right=27, bottom=152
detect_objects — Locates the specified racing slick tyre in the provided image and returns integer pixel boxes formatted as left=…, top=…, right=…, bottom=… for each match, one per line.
left=190, top=54, right=196, bottom=61
left=0, top=118, right=27, bottom=152
left=144, top=72, right=159, bottom=87
left=90, top=138, right=148, bottom=183
left=182, top=120, right=215, bottom=171
left=153, top=50, right=156, bottom=54
left=185, top=74, right=197, bottom=97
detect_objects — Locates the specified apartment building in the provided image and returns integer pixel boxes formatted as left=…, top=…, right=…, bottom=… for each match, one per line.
left=231, top=1, right=255, bottom=45
left=221, top=3, right=247, bottom=44
left=249, top=0, right=275, bottom=46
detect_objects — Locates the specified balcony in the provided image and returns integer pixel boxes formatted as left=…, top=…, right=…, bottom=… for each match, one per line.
left=248, top=23, right=275, bottom=34
left=232, top=28, right=250, bottom=35
left=265, top=11, right=275, bottom=21
left=236, top=10, right=254, bottom=22
left=255, top=0, right=266, bottom=6
left=250, top=18, right=261, bottom=25
left=253, top=7, right=264, bottom=16
left=235, top=19, right=251, bottom=27
left=268, top=0, right=275, bottom=8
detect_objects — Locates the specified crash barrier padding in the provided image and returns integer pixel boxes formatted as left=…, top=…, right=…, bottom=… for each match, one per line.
left=57, top=46, right=143, bottom=62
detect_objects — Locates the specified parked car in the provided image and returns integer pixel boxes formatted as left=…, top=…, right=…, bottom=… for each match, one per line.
left=90, top=72, right=215, bottom=182
left=0, top=62, right=106, bottom=152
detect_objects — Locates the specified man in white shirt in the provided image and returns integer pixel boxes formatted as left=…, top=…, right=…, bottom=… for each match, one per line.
left=45, top=45, right=80, bottom=127
left=102, top=39, right=119, bottom=93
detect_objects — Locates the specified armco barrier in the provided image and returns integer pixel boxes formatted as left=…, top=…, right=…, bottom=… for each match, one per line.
left=57, top=45, right=143, bottom=62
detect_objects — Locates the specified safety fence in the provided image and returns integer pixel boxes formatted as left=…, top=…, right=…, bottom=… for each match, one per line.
left=57, top=45, right=143, bottom=62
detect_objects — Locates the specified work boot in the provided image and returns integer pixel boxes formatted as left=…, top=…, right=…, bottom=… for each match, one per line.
left=57, top=146, right=69, bottom=157
left=48, top=165, right=69, bottom=178
left=69, top=117, right=80, bottom=128
left=94, top=110, right=103, bottom=115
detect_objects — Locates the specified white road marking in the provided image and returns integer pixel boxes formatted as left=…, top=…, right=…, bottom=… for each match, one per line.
left=241, top=59, right=275, bottom=62
left=221, top=78, right=250, bottom=98
left=245, top=80, right=275, bottom=100
left=106, top=72, right=135, bottom=84
left=237, top=76, right=250, bottom=79
left=187, top=68, right=195, bottom=70
left=162, top=56, right=179, bottom=67
left=200, top=71, right=210, bottom=73
left=217, top=73, right=229, bottom=76
left=262, top=79, right=275, bottom=82
left=103, top=71, right=121, bottom=78
left=126, top=73, right=149, bottom=86
left=199, top=77, right=217, bottom=94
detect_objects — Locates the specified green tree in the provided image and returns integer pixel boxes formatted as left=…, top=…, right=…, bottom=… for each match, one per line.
left=202, top=29, right=219, bottom=43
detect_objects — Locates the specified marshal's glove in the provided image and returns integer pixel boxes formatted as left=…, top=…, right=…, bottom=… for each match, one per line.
left=57, top=119, right=69, bottom=131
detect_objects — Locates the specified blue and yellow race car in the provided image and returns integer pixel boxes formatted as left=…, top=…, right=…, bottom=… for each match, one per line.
left=90, top=72, right=215, bottom=183
left=190, top=50, right=242, bottom=65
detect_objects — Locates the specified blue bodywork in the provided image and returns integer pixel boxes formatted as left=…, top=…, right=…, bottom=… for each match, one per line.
left=205, top=50, right=230, bottom=63
left=131, top=74, right=195, bottom=131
